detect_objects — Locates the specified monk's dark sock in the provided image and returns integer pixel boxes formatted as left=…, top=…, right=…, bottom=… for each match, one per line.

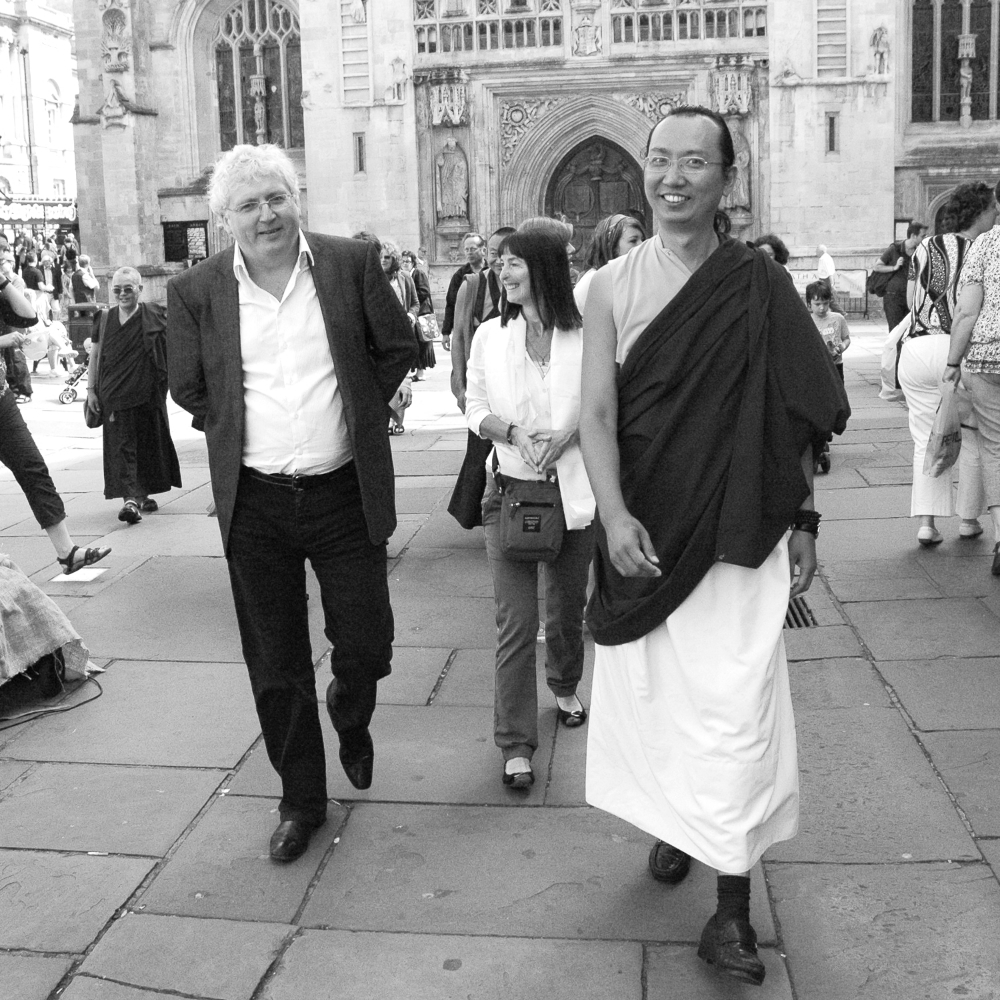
left=716, top=874, right=751, bottom=924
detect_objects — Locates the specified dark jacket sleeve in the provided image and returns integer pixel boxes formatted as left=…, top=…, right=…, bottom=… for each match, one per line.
left=441, top=266, right=468, bottom=338
left=0, top=298, right=38, bottom=329
left=412, top=268, right=434, bottom=315
left=166, top=276, right=208, bottom=431
left=141, top=302, right=169, bottom=390
left=361, top=244, right=419, bottom=402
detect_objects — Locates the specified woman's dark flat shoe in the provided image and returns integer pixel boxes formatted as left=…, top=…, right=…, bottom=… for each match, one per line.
left=647, top=841, right=691, bottom=884
left=556, top=704, right=588, bottom=728
left=501, top=764, right=534, bottom=790
left=697, top=914, right=766, bottom=986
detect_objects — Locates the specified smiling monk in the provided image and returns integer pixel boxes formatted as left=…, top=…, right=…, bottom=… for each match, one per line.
left=579, top=107, right=850, bottom=986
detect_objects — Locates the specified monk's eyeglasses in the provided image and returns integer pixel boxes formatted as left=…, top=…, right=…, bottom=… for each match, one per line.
left=112, top=285, right=136, bottom=296
left=644, top=155, right=724, bottom=175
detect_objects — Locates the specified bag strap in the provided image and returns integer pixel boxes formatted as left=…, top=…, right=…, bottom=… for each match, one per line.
left=491, top=448, right=507, bottom=494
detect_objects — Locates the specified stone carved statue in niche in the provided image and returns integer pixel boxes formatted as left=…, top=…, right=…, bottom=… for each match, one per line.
left=101, top=7, right=130, bottom=73
left=350, top=0, right=366, bottom=23
left=960, top=61, right=973, bottom=104
left=721, top=124, right=750, bottom=212
left=870, top=25, right=889, bottom=76
left=436, top=137, right=469, bottom=220
left=385, top=57, right=409, bottom=104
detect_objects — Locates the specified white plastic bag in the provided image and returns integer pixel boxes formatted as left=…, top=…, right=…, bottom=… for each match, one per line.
left=923, top=382, right=963, bottom=477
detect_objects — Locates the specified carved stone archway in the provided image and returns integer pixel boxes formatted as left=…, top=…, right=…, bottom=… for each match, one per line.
left=544, top=139, right=650, bottom=267
left=499, top=93, right=658, bottom=229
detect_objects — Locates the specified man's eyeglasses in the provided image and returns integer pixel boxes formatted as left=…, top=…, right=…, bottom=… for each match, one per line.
left=112, top=285, right=136, bottom=296
left=228, top=193, right=292, bottom=217
left=644, top=155, right=724, bottom=175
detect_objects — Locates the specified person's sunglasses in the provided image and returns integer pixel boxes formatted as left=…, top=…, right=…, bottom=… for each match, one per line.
left=112, top=285, right=136, bottom=295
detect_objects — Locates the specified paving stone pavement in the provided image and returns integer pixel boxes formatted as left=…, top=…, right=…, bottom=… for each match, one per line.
left=0, top=328, right=998, bottom=998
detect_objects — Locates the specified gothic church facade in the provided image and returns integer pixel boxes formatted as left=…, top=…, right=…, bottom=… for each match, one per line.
left=71, top=0, right=1000, bottom=295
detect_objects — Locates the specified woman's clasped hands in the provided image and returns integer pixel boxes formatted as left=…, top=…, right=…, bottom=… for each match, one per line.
left=510, top=425, right=577, bottom=474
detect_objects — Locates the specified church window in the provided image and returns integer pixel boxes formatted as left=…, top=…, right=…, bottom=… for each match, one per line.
left=416, top=0, right=436, bottom=16
left=415, top=0, right=562, bottom=54
left=610, top=2, right=762, bottom=50
left=911, top=0, right=997, bottom=124
left=353, top=133, right=366, bottom=173
left=825, top=112, right=839, bottom=153
left=44, top=83, right=61, bottom=147
left=214, top=0, right=304, bottom=148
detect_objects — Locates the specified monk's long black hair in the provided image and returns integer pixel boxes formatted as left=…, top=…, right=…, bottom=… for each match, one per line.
left=645, top=105, right=736, bottom=236
left=498, top=229, right=582, bottom=331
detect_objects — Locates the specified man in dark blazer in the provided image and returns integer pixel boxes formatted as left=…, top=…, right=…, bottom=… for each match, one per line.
left=167, top=144, right=417, bottom=863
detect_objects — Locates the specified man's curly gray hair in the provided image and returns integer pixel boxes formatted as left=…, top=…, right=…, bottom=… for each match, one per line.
left=208, top=144, right=301, bottom=218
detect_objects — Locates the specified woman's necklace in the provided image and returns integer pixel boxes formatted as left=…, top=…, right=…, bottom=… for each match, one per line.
left=526, top=324, right=552, bottom=374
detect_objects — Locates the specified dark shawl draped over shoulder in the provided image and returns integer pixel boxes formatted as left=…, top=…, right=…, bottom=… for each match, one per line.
left=587, top=238, right=850, bottom=647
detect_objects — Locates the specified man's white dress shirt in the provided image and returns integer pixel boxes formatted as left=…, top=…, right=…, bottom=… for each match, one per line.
left=234, top=232, right=352, bottom=475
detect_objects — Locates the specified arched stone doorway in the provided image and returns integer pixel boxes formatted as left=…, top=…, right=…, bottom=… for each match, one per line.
left=544, top=138, right=650, bottom=267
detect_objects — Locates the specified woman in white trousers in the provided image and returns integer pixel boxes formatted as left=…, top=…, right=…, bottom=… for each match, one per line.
left=898, top=183, right=995, bottom=546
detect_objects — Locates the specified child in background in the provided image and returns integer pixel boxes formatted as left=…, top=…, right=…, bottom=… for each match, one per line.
left=806, top=280, right=850, bottom=382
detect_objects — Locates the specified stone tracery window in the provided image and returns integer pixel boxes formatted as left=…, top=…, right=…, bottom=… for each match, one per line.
left=215, top=0, right=304, bottom=150
left=610, top=1, right=764, bottom=47
left=415, top=0, right=563, bottom=54
left=911, top=0, right=997, bottom=124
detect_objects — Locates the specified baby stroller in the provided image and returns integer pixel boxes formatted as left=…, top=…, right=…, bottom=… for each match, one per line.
left=59, top=356, right=89, bottom=405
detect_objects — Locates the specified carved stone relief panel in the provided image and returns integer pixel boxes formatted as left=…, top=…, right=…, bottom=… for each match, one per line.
left=101, top=5, right=130, bottom=73
left=500, top=98, right=562, bottom=163
left=616, top=92, right=688, bottom=122
left=713, top=55, right=754, bottom=117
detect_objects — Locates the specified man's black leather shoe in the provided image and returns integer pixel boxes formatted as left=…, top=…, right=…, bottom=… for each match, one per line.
left=269, top=818, right=324, bottom=863
left=697, top=914, right=766, bottom=986
left=648, top=840, right=691, bottom=884
left=339, top=727, right=374, bottom=790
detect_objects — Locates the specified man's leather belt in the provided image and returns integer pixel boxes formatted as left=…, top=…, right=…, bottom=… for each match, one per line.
left=243, top=463, right=352, bottom=490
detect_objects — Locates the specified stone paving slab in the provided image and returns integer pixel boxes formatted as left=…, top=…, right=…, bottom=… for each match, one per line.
left=386, top=516, right=425, bottom=558
left=846, top=597, right=1000, bottom=660
left=796, top=578, right=844, bottom=626
left=313, top=645, right=450, bottom=706
left=767, top=861, right=1000, bottom=1000
left=783, top=625, right=864, bottom=661
left=0, top=954, right=73, bottom=1000
left=878, top=658, right=1000, bottom=731
left=61, top=557, right=246, bottom=661
left=0, top=534, right=103, bottom=578
left=393, top=475, right=459, bottom=488
left=393, top=595, right=497, bottom=648
left=818, top=517, right=925, bottom=560
left=262, top=930, right=643, bottom=1000
left=821, top=557, right=939, bottom=602
left=766, top=708, right=976, bottom=863
left=646, top=945, right=793, bottom=999
left=84, top=514, right=225, bottom=559
left=0, top=759, right=32, bottom=791
left=433, top=645, right=595, bottom=709
left=301, top=803, right=776, bottom=943
left=407, top=510, right=491, bottom=550
left=139, top=796, right=348, bottom=922
left=838, top=427, right=912, bottom=444
left=0, top=661, right=259, bottom=768
left=919, top=731, right=1000, bottom=837
left=61, top=979, right=198, bottom=1000
left=0, top=762, right=221, bottom=855
left=32, top=554, right=151, bottom=599
left=0, top=850, right=153, bottom=951
left=818, top=485, right=912, bottom=521
left=812, top=465, right=870, bottom=489
left=913, top=553, right=1000, bottom=595
left=787, top=658, right=892, bottom=710
left=545, top=713, right=590, bottom=807
left=392, top=451, right=464, bottom=477
left=979, top=837, right=1000, bottom=875
left=855, top=465, right=913, bottom=486
left=227, top=704, right=556, bottom=805
left=394, top=486, right=450, bottom=514
left=389, top=546, right=494, bottom=599
left=155, top=482, right=214, bottom=515
left=80, top=913, right=293, bottom=1000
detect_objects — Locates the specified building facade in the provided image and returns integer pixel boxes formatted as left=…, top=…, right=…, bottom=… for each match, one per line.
left=0, top=0, right=78, bottom=240
left=70, top=0, right=1000, bottom=297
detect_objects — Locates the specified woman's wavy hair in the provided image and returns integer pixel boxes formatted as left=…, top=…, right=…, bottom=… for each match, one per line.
left=938, top=182, right=996, bottom=233
left=752, top=232, right=790, bottom=265
left=645, top=105, right=736, bottom=236
left=584, top=213, right=646, bottom=271
left=499, top=229, right=582, bottom=331
left=517, top=216, right=575, bottom=245
left=380, top=239, right=402, bottom=277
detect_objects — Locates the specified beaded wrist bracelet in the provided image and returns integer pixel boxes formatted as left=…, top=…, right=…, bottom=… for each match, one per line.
left=792, top=509, right=821, bottom=537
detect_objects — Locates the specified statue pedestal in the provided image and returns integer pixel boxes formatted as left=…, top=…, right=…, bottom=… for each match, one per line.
left=435, top=220, right=473, bottom=264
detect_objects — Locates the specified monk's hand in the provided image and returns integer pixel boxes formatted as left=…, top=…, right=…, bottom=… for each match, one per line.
left=788, top=530, right=817, bottom=597
left=605, top=513, right=661, bottom=578
left=531, top=427, right=576, bottom=471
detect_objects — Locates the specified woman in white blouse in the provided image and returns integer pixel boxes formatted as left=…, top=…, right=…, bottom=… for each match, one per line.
left=465, top=229, right=596, bottom=790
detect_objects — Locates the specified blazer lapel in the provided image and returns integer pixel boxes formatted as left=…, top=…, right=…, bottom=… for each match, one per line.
left=207, top=248, right=246, bottom=439
left=305, top=234, right=345, bottom=373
